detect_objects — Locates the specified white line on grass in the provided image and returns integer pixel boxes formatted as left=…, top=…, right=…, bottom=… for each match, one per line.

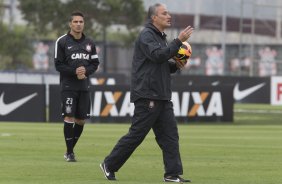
left=235, top=109, right=282, bottom=114
left=0, top=133, right=12, bottom=136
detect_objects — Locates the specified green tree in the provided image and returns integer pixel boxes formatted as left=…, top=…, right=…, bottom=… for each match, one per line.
left=19, top=0, right=145, bottom=41
left=19, top=0, right=145, bottom=72
left=0, top=0, right=4, bottom=25
left=0, top=25, right=32, bottom=70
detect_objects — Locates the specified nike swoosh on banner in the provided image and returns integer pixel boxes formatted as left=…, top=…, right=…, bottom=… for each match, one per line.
left=234, top=83, right=265, bottom=101
left=0, top=92, right=38, bottom=116
left=211, top=81, right=220, bottom=86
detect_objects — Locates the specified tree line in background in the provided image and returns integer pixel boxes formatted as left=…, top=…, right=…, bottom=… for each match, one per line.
left=0, top=0, right=145, bottom=70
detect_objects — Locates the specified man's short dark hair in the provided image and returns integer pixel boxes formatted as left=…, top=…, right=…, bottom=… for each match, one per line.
left=147, top=3, right=163, bottom=21
left=69, top=11, right=84, bottom=22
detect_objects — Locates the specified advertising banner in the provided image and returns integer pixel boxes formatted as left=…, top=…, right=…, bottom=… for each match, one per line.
left=271, top=76, right=282, bottom=105
left=90, top=73, right=127, bottom=85
left=49, top=85, right=62, bottom=122
left=172, top=75, right=270, bottom=104
left=0, top=84, right=46, bottom=122
left=49, top=85, right=233, bottom=123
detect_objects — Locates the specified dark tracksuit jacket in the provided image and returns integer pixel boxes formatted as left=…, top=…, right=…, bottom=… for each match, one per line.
left=105, top=23, right=185, bottom=177
left=54, top=32, right=100, bottom=91
left=130, top=23, right=182, bottom=102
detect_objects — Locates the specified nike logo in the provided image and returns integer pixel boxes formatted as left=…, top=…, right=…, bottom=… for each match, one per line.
left=104, top=165, right=110, bottom=176
left=211, top=81, right=220, bottom=86
left=234, top=83, right=265, bottom=101
left=67, top=46, right=73, bottom=49
left=164, top=178, right=181, bottom=182
left=0, top=92, right=37, bottom=116
left=100, top=163, right=110, bottom=177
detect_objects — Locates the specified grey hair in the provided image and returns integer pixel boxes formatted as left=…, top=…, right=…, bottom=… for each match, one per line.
left=147, top=3, right=164, bottom=21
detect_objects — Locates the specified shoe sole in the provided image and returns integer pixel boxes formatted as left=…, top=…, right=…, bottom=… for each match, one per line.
left=164, top=178, right=191, bottom=183
left=66, top=159, right=76, bottom=162
left=164, top=180, right=184, bottom=183
left=100, top=163, right=108, bottom=179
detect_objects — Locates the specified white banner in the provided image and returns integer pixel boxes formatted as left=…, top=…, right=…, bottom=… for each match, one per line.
left=271, top=76, right=282, bottom=105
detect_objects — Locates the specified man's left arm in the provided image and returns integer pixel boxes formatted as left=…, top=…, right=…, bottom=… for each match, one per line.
left=85, top=43, right=100, bottom=76
left=169, top=59, right=186, bottom=73
left=168, top=61, right=178, bottom=73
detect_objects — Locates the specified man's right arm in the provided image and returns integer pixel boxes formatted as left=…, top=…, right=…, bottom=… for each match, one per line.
left=54, top=37, right=76, bottom=76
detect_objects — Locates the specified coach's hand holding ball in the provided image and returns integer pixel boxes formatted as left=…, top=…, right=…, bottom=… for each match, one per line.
left=175, top=26, right=193, bottom=69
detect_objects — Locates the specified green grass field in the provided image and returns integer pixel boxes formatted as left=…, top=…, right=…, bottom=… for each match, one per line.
left=0, top=104, right=282, bottom=184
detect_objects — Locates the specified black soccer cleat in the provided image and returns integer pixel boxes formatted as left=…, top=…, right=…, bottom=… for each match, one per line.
left=164, top=175, right=191, bottom=183
left=100, top=162, right=116, bottom=180
left=64, top=153, right=76, bottom=162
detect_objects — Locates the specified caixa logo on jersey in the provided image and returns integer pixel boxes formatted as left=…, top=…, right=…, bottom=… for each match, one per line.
left=71, top=53, right=89, bottom=60
left=90, top=85, right=233, bottom=122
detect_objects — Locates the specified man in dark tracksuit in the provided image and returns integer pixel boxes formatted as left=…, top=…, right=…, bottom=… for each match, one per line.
left=100, top=3, right=193, bottom=183
left=54, top=11, right=99, bottom=162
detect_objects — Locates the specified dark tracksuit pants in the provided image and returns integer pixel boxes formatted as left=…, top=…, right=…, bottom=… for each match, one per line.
left=104, top=98, right=183, bottom=177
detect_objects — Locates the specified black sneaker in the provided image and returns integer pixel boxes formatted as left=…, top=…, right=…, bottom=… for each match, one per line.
left=164, top=175, right=191, bottom=183
left=100, top=162, right=116, bottom=180
left=64, top=153, right=76, bottom=162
